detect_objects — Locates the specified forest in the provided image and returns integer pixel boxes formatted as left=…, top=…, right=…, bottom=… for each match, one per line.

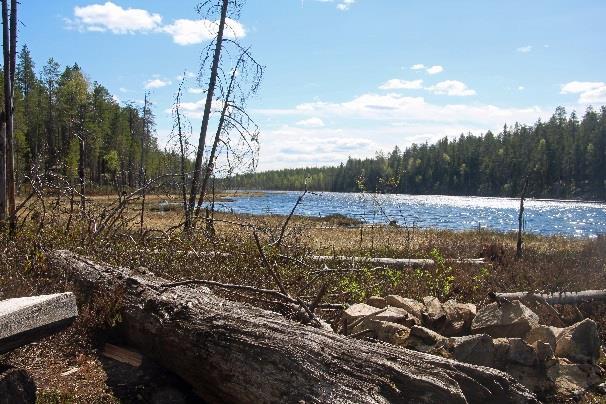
left=2, top=45, right=182, bottom=194
left=231, top=107, right=606, bottom=200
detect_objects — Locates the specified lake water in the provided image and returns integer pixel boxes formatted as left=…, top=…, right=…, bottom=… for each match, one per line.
left=214, top=191, right=606, bottom=237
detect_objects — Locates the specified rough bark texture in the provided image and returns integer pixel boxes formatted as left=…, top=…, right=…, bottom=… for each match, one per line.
left=48, top=250, right=537, bottom=404
left=312, top=255, right=485, bottom=268
left=0, top=366, right=36, bottom=404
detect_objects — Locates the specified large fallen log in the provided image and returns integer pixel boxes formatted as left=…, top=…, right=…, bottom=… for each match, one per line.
left=0, top=293, right=78, bottom=355
left=312, top=255, right=486, bottom=268
left=497, top=290, right=606, bottom=305
left=49, top=250, right=536, bottom=403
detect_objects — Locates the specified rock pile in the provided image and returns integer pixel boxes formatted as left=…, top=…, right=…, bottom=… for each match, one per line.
left=339, top=294, right=604, bottom=398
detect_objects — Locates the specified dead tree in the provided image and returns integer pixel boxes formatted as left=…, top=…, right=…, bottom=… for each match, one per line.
left=1, top=0, right=16, bottom=230
left=49, top=250, right=537, bottom=403
left=186, top=0, right=229, bottom=231
left=516, top=177, right=529, bottom=258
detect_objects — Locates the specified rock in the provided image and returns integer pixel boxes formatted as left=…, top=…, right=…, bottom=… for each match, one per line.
left=471, top=300, right=539, bottom=338
left=384, top=295, right=424, bottom=319
left=404, top=325, right=447, bottom=354
left=366, top=296, right=387, bottom=309
left=448, top=334, right=496, bottom=368
left=343, top=304, right=419, bottom=329
left=440, top=300, right=476, bottom=337
left=507, top=338, right=537, bottom=367
left=546, top=358, right=603, bottom=397
left=554, top=318, right=601, bottom=364
left=533, top=341, right=555, bottom=365
left=351, top=319, right=410, bottom=346
left=513, top=295, right=564, bottom=327
left=525, top=325, right=561, bottom=351
left=0, top=366, right=36, bottom=404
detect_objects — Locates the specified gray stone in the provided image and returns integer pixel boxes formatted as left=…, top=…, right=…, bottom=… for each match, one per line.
left=448, top=334, right=496, bottom=368
left=525, top=325, right=561, bottom=351
left=507, top=338, right=537, bottom=367
left=554, top=318, right=601, bottom=364
left=384, top=295, right=424, bottom=318
left=357, top=320, right=410, bottom=346
left=404, top=325, right=447, bottom=353
left=366, top=296, right=387, bottom=309
left=471, top=300, right=539, bottom=338
left=441, top=300, right=476, bottom=337
left=0, top=293, right=78, bottom=354
left=547, top=358, right=603, bottom=397
left=513, top=295, right=564, bottom=327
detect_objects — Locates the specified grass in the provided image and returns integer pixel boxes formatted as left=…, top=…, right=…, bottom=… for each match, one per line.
left=1, top=192, right=605, bottom=401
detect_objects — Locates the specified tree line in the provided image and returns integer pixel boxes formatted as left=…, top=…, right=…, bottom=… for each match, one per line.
left=230, top=107, right=606, bottom=200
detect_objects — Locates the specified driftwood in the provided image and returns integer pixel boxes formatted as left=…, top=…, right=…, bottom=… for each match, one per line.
left=0, top=293, right=78, bottom=355
left=312, top=255, right=486, bottom=268
left=497, top=290, right=606, bottom=305
left=48, top=250, right=536, bottom=403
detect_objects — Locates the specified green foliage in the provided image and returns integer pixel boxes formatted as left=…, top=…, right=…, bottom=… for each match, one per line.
left=230, top=107, right=606, bottom=199
left=413, top=248, right=455, bottom=300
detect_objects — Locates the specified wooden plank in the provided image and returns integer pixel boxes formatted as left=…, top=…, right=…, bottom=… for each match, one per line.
left=103, top=343, right=143, bottom=367
left=0, top=293, right=78, bottom=354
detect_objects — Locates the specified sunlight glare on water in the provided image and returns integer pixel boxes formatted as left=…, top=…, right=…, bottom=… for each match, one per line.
left=216, top=191, right=606, bottom=237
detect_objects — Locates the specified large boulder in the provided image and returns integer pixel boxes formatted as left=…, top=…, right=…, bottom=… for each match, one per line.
left=350, top=319, right=410, bottom=345
left=507, top=338, right=538, bottom=367
left=344, top=303, right=419, bottom=327
left=447, top=334, right=496, bottom=368
left=525, top=325, right=562, bottom=351
left=404, top=325, right=447, bottom=354
left=554, top=318, right=601, bottom=364
left=440, top=300, right=476, bottom=337
left=384, top=295, right=424, bottom=319
left=512, top=295, right=564, bottom=327
left=366, top=296, right=387, bottom=309
left=471, top=300, right=539, bottom=338
left=546, top=358, right=604, bottom=397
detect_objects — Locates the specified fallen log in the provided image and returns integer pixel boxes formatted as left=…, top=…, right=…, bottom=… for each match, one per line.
left=496, top=290, right=606, bottom=305
left=312, top=255, right=486, bottom=268
left=0, top=293, right=78, bottom=355
left=49, top=250, right=536, bottom=403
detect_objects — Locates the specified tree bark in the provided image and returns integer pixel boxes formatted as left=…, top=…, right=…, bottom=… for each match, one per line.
left=48, top=250, right=537, bottom=404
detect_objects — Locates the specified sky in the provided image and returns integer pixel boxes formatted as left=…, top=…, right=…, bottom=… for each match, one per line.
left=20, top=0, right=606, bottom=171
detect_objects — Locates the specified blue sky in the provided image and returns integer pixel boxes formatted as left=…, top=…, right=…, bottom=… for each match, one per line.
left=20, top=0, right=606, bottom=170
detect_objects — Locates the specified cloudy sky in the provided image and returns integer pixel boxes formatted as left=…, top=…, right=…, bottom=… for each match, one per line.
left=21, top=0, right=606, bottom=170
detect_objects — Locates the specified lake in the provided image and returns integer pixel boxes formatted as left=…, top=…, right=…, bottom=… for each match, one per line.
left=212, top=191, right=606, bottom=237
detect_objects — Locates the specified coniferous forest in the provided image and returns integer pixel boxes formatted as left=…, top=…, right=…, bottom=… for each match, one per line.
left=231, top=107, right=606, bottom=200
left=4, top=45, right=181, bottom=193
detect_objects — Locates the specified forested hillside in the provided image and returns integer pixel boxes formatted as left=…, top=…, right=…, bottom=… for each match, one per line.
left=231, top=107, right=606, bottom=199
left=5, top=45, right=182, bottom=191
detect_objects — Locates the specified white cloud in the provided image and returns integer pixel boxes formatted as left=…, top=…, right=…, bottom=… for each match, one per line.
left=561, top=81, right=606, bottom=104
left=379, top=79, right=423, bottom=90
left=162, top=18, right=245, bottom=46
left=188, top=88, right=206, bottom=94
left=518, top=86, right=525, bottom=91
left=426, top=65, right=444, bottom=75
left=255, top=94, right=550, bottom=170
left=410, top=64, right=425, bottom=70
left=144, top=78, right=172, bottom=89
left=68, top=3, right=245, bottom=46
left=296, top=117, right=325, bottom=127
left=118, top=87, right=128, bottom=93
left=517, top=45, right=532, bottom=53
left=71, top=2, right=162, bottom=33
left=426, top=80, right=476, bottom=96
left=337, top=0, right=355, bottom=11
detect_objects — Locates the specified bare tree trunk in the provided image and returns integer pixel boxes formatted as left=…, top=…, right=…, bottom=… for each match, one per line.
left=175, top=84, right=188, bottom=219
left=139, top=94, right=148, bottom=235
left=49, top=250, right=537, bottom=404
left=78, top=136, right=85, bottom=214
left=186, top=0, right=229, bottom=231
left=1, top=0, right=15, bottom=229
left=0, top=118, right=5, bottom=222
